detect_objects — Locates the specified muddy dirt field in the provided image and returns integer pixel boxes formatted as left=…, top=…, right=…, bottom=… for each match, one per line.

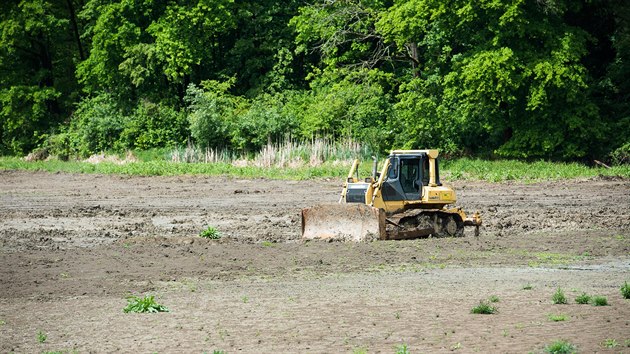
left=0, top=170, right=629, bottom=353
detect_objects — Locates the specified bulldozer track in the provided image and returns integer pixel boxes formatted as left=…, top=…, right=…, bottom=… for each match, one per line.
left=385, top=209, right=464, bottom=239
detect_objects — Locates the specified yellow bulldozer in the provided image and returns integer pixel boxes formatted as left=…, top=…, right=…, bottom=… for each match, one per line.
left=301, top=149, right=481, bottom=241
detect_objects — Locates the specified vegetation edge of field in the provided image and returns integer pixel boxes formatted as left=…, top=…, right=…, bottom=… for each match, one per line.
left=0, top=156, right=628, bottom=182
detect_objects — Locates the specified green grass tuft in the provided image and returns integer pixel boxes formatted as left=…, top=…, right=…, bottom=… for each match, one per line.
left=199, top=226, right=221, bottom=239
left=591, top=296, right=608, bottom=306
left=575, top=292, right=591, bottom=304
left=544, top=340, right=576, bottom=354
left=395, top=343, right=410, bottom=354
left=522, top=283, right=534, bottom=290
left=471, top=301, right=497, bottom=314
left=37, top=330, right=47, bottom=343
left=621, top=281, right=630, bottom=299
left=548, top=314, right=568, bottom=322
left=602, top=338, right=618, bottom=348
left=552, top=288, right=567, bottom=304
left=123, top=294, right=169, bottom=313
left=489, top=295, right=500, bottom=303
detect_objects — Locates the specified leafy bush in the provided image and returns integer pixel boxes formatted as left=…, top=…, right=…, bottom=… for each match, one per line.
left=575, top=292, right=591, bottom=304
left=300, top=69, right=393, bottom=154
left=120, top=100, right=188, bottom=150
left=0, top=86, right=61, bottom=155
left=621, top=281, right=630, bottom=299
left=123, top=295, right=169, bottom=313
left=185, top=80, right=245, bottom=150
left=229, top=92, right=299, bottom=153
left=610, top=142, right=630, bottom=165
left=199, top=226, right=221, bottom=239
left=70, top=93, right=129, bottom=156
left=552, top=288, right=567, bottom=304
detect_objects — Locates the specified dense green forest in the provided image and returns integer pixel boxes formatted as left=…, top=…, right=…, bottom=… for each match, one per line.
left=1, top=0, right=629, bottom=163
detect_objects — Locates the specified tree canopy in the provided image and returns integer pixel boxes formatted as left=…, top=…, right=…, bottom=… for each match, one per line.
left=0, top=0, right=628, bottom=162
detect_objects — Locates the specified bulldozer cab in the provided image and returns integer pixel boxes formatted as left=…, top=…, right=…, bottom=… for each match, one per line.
left=381, top=152, right=437, bottom=202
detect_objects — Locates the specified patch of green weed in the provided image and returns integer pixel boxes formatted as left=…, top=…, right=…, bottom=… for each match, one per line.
left=352, top=347, right=368, bottom=354
left=552, top=288, right=567, bottom=304
left=602, top=338, right=618, bottom=348
left=592, top=296, right=608, bottom=306
left=37, top=330, right=47, bottom=343
left=548, top=314, right=567, bottom=322
left=544, top=340, right=576, bottom=354
left=621, top=281, right=630, bottom=299
left=123, top=294, right=169, bottom=313
left=199, top=225, right=221, bottom=239
left=471, top=301, right=497, bottom=314
left=523, top=283, right=534, bottom=290
left=489, top=295, right=500, bottom=303
left=395, top=343, right=410, bottom=354
left=575, top=292, right=591, bottom=304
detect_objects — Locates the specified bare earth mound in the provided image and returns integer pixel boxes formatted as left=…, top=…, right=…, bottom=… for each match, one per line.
left=0, top=170, right=628, bottom=353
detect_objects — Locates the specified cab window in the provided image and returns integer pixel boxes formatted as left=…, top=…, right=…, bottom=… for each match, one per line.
left=387, top=158, right=398, bottom=179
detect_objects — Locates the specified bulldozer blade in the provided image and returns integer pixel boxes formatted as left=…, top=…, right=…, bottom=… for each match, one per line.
left=301, top=203, right=386, bottom=242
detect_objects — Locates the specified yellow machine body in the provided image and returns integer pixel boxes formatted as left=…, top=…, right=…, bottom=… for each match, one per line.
left=302, top=149, right=481, bottom=242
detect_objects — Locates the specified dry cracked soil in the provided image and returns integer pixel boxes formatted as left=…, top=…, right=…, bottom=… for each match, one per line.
left=0, top=170, right=629, bottom=353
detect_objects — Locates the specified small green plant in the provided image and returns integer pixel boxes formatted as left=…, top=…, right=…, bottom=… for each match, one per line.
left=0, top=319, right=5, bottom=325
left=199, top=225, right=221, bottom=239
left=621, top=281, right=630, bottom=299
left=602, top=338, right=618, bottom=348
left=489, top=295, right=500, bottom=303
left=552, top=288, right=567, bottom=304
left=352, top=347, right=368, bottom=354
left=241, top=296, right=249, bottom=303
left=575, top=292, right=591, bottom=304
left=394, top=311, right=401, bottom=319
left=523, top=283, right=534, bottom=290
left=395, top=343, right=410, bottom=354
left=37, top=330, right=47, bottom=343
left=544, top=340, right=576, bottom=354
left=471, top=301, right=497, bottom=314
left=212, top=351, right=226, bottom=354
left=592, top=296, right=608, bottom=306
left=548, top=314, right=567, bottom=322
left=123, top=294, right=169, bottom=313
left=261, top=240, right=274, bottom=247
